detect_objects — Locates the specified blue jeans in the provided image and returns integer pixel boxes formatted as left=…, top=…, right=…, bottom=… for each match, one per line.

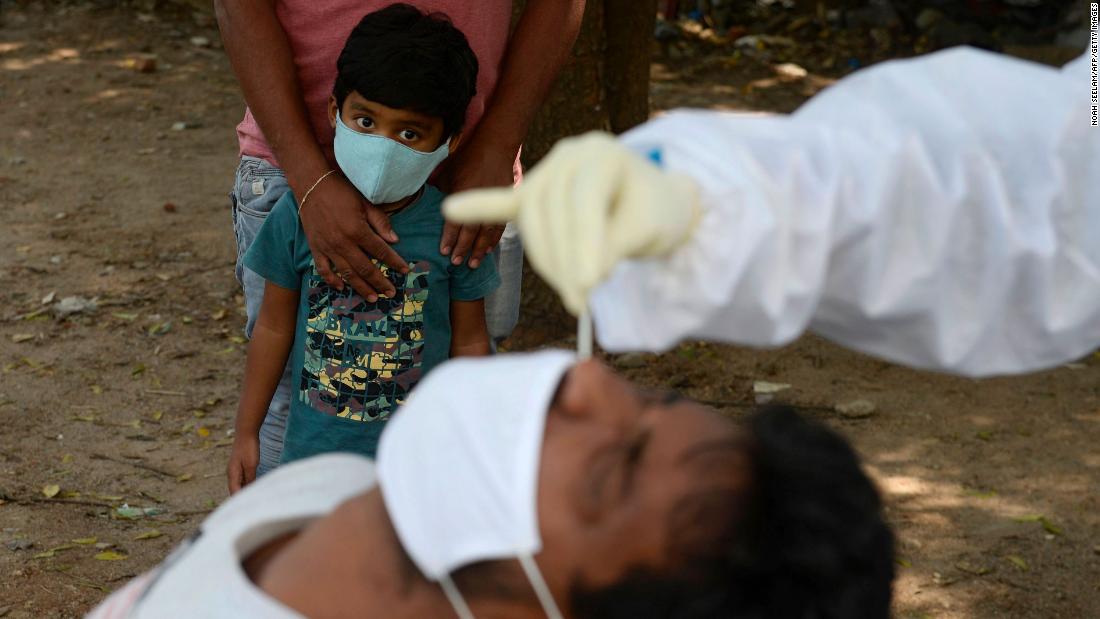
left=229, top=156, right=522, bottom=472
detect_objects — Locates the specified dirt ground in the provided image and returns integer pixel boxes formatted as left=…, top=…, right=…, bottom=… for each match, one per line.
left=1, top=3, right=1098, bottom=618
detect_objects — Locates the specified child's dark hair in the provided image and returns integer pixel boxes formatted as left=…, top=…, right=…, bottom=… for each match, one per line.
left=334, top=3, right=478, bottom=138
left=570, top=406, right=896, bottom=619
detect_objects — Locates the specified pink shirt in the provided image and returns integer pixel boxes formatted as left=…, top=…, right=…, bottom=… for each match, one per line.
left=237, top=1, right=514, bottom=167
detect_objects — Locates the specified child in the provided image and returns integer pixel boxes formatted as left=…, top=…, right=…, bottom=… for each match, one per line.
left=227, top=4, right=497, bottom=493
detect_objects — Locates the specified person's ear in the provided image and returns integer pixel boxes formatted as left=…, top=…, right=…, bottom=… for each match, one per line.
left=447, top=130, right=463, bottom=152
left=328, top=96, right=339, bottom=129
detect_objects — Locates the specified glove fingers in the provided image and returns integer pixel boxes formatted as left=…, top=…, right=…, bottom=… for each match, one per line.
left=525, top=152, right=576, bottom=302
left=443, top=188, right=519, bottom=223
left=571, top=146, right=624, bottom=287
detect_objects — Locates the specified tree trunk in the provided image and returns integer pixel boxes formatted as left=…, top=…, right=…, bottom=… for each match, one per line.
left=509, top=0, right=656, bottom=348
left=517, top=0, right=655, bottom=165
left=604, top=0, right=656, bottom=134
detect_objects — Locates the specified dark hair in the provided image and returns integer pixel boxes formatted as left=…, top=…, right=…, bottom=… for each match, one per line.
left=571, top=406, right=895, bottom=619
left=333, top=3, right=478, bottom=138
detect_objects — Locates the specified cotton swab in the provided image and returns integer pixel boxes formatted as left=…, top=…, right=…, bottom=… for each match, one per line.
left=577, top=310, right=593, bottom=360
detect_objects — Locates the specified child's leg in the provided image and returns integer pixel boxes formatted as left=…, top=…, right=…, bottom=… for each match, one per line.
left=483, top=221, right=523, bottom=346
left=230, top=156, right=294, bottom=473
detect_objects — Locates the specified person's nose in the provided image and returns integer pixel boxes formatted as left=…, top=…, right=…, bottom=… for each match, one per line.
left=568, top=360, right=644, bottom=432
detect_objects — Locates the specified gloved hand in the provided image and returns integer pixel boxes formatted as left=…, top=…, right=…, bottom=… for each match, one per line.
left=444, top=131, right=701, bottom=315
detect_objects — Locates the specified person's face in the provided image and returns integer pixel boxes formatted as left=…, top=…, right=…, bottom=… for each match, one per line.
left=327, top=90, right=453, bottom=152
left=535, top=360, right=753, bottom=599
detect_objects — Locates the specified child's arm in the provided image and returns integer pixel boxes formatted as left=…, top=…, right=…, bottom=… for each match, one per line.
left=227, top=282, right=300, bottom=494
left=449, top=299, right=492, bottom=357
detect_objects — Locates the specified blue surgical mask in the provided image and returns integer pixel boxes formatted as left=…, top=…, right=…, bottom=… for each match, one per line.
left=333, top=113, right=450, bottom=204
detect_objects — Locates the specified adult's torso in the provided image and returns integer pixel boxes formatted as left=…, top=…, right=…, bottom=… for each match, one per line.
left=236, top=1, right=514, bottom=166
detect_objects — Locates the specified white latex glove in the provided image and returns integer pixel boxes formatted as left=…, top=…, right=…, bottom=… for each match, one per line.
left=444, top=131, right=701, bottom=316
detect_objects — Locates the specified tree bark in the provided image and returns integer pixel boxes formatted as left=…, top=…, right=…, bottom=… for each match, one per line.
left=510, top=0, right=656, bottom=346
left=604, top=0, right=656, bottom=134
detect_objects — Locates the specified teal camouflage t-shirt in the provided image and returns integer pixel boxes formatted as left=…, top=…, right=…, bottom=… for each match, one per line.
left=242, top=185, right=500, bottom=463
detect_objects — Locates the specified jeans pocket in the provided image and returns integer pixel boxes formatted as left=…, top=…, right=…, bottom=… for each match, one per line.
left=234, top=157, right=290, bottom=219
left=229, top=158, right=293, bottom=337
left=232, top=160, right=290, bottom=251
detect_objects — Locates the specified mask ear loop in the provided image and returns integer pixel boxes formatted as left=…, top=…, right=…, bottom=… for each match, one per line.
left=518, top=554, right=565, bottom=619
left=440, top=574, right=476, bottom=619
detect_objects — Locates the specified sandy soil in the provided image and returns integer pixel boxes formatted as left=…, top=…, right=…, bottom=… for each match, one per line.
left=1, top=3, right=1098, bottom=617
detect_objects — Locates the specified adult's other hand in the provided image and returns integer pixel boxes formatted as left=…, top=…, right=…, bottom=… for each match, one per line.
left=299, top=173, right=410, bottom=302
left=436, top=140, right=514, bottom=269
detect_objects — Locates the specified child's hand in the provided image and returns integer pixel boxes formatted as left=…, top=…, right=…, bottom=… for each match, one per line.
left=226, top=435, right=260, bottom=495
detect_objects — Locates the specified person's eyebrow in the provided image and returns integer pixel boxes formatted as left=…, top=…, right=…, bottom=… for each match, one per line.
left=678, top=437, right=745, bottom=465
left=350, top=101, right=373, bottom=113
left=396, top=116, right=431, bottom=131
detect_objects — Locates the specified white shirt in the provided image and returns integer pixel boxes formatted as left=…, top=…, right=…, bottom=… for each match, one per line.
left=592, top=48, right=1099, bottom=377
left=86, top=454, right=377, bottom=618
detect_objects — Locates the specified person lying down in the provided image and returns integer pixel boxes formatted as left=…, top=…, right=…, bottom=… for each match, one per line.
left=88, top=351, right=894, bottom=619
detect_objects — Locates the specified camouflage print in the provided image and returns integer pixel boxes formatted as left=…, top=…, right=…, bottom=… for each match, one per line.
left=299, top=260, right=431, bottom=422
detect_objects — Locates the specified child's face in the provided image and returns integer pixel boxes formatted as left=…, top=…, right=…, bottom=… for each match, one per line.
left=329, top=91, right=451, bottom=153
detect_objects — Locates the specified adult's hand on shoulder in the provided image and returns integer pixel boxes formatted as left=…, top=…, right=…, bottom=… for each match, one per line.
left=298, top=174, right=410, bottom=302
left=444, top=132, right=701, bottom=316
left=435, top=140, right=514, bottom=269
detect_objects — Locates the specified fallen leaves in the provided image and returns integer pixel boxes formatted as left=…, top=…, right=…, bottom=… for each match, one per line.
left=33, top=544, right=76, bottom=559
left=134, top=529, right=162, bottom=540
left=835, top=398, right=877, bottom=419
left=1013, top=514, right=1063, bottom=536
left=11, top=333, right=34, bottom=343
left=1005, top=555, right=1029, bottom=571
left=954, top=560, right=991, bottom=576
left=93, top=550, right=128, bottom=561
left=41, top=484, right=61, bottom=498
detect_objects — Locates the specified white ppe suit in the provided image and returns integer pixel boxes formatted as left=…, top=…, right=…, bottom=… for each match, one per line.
left=589, top=48, right=1098, bottom=377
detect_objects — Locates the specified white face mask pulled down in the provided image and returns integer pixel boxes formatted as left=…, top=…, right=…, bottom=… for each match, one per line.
left=376, top=350, right=576, bottom=619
